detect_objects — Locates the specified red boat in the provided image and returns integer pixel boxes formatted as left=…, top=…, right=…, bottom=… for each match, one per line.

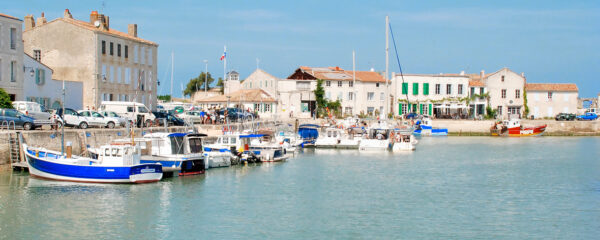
left=490, top=119, right=546, bottom=137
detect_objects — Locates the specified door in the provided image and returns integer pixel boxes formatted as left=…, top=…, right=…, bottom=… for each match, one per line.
left=64, top=109, right=81, bottom=125
left=91, top=111, right=106, bottom=126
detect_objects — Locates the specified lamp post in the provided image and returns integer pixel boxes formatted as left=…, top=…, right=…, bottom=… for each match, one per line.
left=204, top=60, right=208, bottom=93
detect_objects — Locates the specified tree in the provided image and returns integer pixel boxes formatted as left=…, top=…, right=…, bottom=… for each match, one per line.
left=0, top=88, right=13, bottom=109
left=326, top=99, right=342, bottom=118
left=157, top=95, right=171, bottom=102
left=216, top=77, right=224, bottom=94
left=313, top=79, right=326, bottom=117
left=523, top=90, right=530, bottom=117
left=184, top=72, right=215, bottom=96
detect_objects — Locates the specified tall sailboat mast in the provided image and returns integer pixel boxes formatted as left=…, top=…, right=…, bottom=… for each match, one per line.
left=170, top=51, right=174, bottom=102
left=352, top=50, right=356, bottom=116
left=385, top=15, right=390, bottom=118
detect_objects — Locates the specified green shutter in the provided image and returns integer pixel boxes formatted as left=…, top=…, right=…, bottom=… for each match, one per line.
left=399, top=103, right=403, bottom=114
left=419, top=104, right=423, bottom=114
left=413, top=83, right=419, bottom=95
left=423, top=83, right=429, bottom=95
left=429, top=104, right=432, bottom=115
left=408, top=103, right=411, bottom=113
left=402, top=83, right=408, bottom=94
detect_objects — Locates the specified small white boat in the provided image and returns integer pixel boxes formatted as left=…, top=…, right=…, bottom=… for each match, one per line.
left=315, top=128, right=343, bottom=148
left=390, top=129, right=417, bottom=152
left=359, top=128, right=391, bottom=151
left=337, top=127, right=363, bottom=149
left=274, top=123, right=301, bottom=153
left=24, top=143, right=162, bottom=184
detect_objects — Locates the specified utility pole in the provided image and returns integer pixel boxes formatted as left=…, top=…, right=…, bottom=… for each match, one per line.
left=170, top=51, right=174, bottom=102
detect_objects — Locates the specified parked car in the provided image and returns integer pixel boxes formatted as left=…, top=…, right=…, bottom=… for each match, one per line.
left=0, top=108, right=39, bottom=130
left=99, top=111, right=129, bottom=127
left=576, top=112, right=598, bottom=121
left=555, top=113, right=576, bottom=121
left=12, top=101, right=51, bottom=120
left=78, top=110, right=120, bottom=128
left=176, top=111, right=203, bottom=123
left=219, top=108, right=255, bottom=122
left=404, top=112, right=419, bottom=119
left=55, top=108, right=90, bottom=129
left=152, top=111, right=185, bottom=126
left=99, top=101, right=155, bottom=127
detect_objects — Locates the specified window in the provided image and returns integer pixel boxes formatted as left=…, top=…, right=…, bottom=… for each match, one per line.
left=101, top=41, right=106, bottom=54
left=110, top=66, right=115, bottom=82
left=338, top=81, right=342, bottom=87
left=446, top=84, right=452, bottom=95
left=10, top=61, right=16, bottom=82
left=435, top=84, right=441, bottom=95
left=148, top=49, right=152, bottom=65
left=35, top=69, right=45, bottom=85
left=127, top=106, right=134, bottom=112
left=125, top=68, right=131, bottom=84
left=470, top=87, right=475, bottom=96
left=33, top=50, right=41, bottom=61
left=412, top=83, right=419, bottom=95
left=337, top=92, right=342, bottom=100
left=110, top=42, right=114, bottom=55
left=367, top=92, right=374, bottom=101
left=423, top=83, right=429, bottom=95
left=458, top=84, right=463, bottom=95
left=117, top=44, right=121, bottom=57
left=515, top=89, right=521, bottom=99
left=480, top=87, right=484, bottom=95
left=380, top=92, right=385, bottom=101
left=116, top=67, right=121, bottom=83
left=348, top=92, right=354, bottom=101
left=125, top=45, right=128, bottom=58
left=265, top=103, right=271, bottom=112
left=501, top=76, right=505, bottom=82
left=401, top=103, right=408, bottom=114
left=501, top=89, right=507, bottom=99
left=376, top=83, right=380, bottom=87
left=349, top=81, right=353, bottom=87
left=10, top=28, right=16, bottom=50
left=548, top=92, right=553, bottom=101
left=140, top=46, right=145, bottom=64
left=402, top=83, right=408, bottom=94
left=102, top=65, right=107, bottom=81
left=497, top=106, right=503, bottom=115
left=133, top=46, right=138, bottom=63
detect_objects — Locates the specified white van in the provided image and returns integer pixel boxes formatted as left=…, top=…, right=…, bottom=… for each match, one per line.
left=99, top=101, right=155, bottom=127
left=12, top=101, right=52, bottom=120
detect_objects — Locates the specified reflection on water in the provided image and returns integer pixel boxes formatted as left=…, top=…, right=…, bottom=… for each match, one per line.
left=1, top=137, right=600, bottom=239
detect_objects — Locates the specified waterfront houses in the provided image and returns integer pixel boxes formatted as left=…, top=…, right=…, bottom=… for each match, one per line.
left=0, top=13, right=24, bottom=101
left=23, top=53, right=83, bottom=110
left=196, top=89, right=277, bottom=118
left=484, top=68, right=526, bottom=119
left=22, top=9, right=158, bottom=110
left=525, top=83, right=578, bottom=119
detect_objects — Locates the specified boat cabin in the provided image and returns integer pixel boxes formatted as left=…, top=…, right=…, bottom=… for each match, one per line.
left=366, top=129, right=390, bottom=140
left=97, top=144, right=141, bottom=166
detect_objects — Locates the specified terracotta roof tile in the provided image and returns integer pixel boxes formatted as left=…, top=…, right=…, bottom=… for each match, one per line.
left=295, top=66, right=386, bottom=83
left=525, top=83, right=578, bottom=92
left=196, top=89, right=276, bottom=103
left=469, top=80, right=485, bottom=87
left=61, top=18, right=157, bottom=45
left=0, top=13, right=21, bottom=21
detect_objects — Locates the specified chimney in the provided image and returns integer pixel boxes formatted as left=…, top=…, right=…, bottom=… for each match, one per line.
left=36, top=12, right=47, bottom=25
left=24, top=15, right=35, bottom=30
left=90, top=11, right=99, bottom=24
left=335, top=66, right=340, bottom=71
left=480, top=70, right=485, bottom=79
left=521, top=72, right=525, bottom=77
left=370, top=68, right=375, bottom=72
left=128, top=24, right=138, bottom=37
left=105, top=16, right=110, bottom=29
left=63, top=9, right=73, bottom=19
left=460, top=71, right=465, bottom=76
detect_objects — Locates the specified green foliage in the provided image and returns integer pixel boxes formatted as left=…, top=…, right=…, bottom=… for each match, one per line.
left=184, top=72, right=215, bottom=96
left=485, top=106, right=497, bottom=119
left=313, top=79, right=326, bottom=117
left=157, top=95, right=171, bottom=102
left=216, top=77, right=224, bottom=94
left=0, top=88, right=13, bottom=109
left=326, top=99, right=342, bottom=118
left=523, top=90, right=530, bottom=116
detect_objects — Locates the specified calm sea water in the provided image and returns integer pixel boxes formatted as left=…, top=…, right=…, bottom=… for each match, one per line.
left=1, top=137, right=599, bottom=239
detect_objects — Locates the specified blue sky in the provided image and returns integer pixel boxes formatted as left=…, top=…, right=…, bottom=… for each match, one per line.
left=4, top=0, right=600, bottom=97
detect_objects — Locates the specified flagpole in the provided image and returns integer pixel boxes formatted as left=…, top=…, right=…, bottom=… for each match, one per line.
left=223, top=45, right=227, bottom=94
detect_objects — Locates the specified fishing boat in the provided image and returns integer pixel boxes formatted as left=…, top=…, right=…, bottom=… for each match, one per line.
left=490, top=119, right=546, bottom=137
left=359, top=127, right=391, bottom=151
left=413, top=116, right=448, bottom=136
left=390, top=128, right=417, bottom=152
left=274, top=123, right=301, bottom=152
left=315, top=128, right=343, bottom=148
left=205, top=133, right=287, bottom=163
left=139, top=132, right=210, bottom=175
left=337, top=127, right=363, bottom=149
left=297, top=124, right=319, bottom=148
left=23, top=143, right=162, bottom=183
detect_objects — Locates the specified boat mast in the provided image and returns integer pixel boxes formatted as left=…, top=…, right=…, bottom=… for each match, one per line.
left=170, top=51, right=174, bottom=102
left=385, top=15, right=390, bottom=119
left=352, top=50, right=356, bottom=117
left=61, top=77, right=65, bottom=156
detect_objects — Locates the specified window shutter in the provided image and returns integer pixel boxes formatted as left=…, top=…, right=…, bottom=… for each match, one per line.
left=419, top=104, right=423, bottom=114
left=429, top=104, right=432, bottom=115
left=423, top=83, right=429, bottom=95
left=413, top=83, right=419, bottom=95
left=402, top=83, right=408, bottom=94
left=41, top=69, right=45, bottom=85
left=35, top=69, right=40, bottom=84
left=399, top=103, right=403, bottom=114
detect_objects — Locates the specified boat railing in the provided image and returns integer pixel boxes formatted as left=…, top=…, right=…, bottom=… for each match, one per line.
left=1, top=120, right=16, bottom=131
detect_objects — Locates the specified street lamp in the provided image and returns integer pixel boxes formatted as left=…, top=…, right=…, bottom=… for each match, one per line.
left=23, top=67, right=35, bottom=77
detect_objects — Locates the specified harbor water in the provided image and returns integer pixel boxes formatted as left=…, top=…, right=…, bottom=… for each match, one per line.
left=1, top=137, right=599, bottom=239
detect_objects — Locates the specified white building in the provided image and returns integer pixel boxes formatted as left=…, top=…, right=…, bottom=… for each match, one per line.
left=483, top=68, right=525, bottom=119
left=23, top=9, right=158, bottom=110
left=285, top=66, right=387, bottom=117
left=196, top=89, right=277, bottom=119
left=23, top=53, right=83, bottom=110
left=393, top=73, right=471, bottom=118
left=525, top=83, right=578, bottom=119
left=0, top=13, right=24, bottom=101
left=240, top=69, right=279, bottom=97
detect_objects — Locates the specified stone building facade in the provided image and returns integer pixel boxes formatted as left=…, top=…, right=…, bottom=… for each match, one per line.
left=0, top=13, right=24, bottom=101
left=525, top=83, right=578, bottom=118
left=22, top=9, right=158, bottom=110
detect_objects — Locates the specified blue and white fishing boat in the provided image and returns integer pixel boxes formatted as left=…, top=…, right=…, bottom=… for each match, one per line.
left=298, top=124, right=319, bottom=148
left=23, top=143, right=163, bottom=184
left=139, top=132, right=207, bottom=176
left=413, top=116, right=448, bottom=136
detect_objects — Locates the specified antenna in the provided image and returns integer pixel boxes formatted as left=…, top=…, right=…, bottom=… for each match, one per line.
left=256, top=58, right=260, bottom=70
left=101, top=1, right=106, bottom=12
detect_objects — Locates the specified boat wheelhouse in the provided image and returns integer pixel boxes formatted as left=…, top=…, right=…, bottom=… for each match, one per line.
left=359, top=128, right=391, bottom=152
left=315, top=128, right=343, bottom=148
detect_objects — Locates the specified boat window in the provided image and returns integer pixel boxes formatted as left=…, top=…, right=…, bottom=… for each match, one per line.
left=169, top=136, right=185, bottom=154
left=188, top=138, right=203, bottom=153
left=333, top=131, right=337, bottom=138
left=123, top=147, right=130, bottom=155
left=223, top=137, right=229, bottom=144
left=112, top=148, right=120, bottom=156
left=327, top=131, right=332, bottom=137
left=230, top=137, right=236, bottom=144
left=104, top=148, right=110, bottom=156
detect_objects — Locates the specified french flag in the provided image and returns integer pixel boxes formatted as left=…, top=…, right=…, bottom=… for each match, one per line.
left=220, top=46, right=226, bottom=61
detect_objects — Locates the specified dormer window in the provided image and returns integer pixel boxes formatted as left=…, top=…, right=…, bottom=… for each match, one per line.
left=501, top=76, right=505, bottom=82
